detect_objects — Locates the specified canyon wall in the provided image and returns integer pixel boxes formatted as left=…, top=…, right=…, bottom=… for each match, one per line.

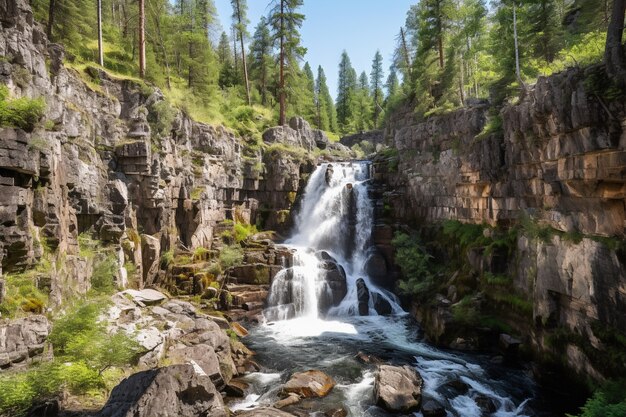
left=0, top=0, right=327, bottom=306
left=377, top=67, right=626, bottom=379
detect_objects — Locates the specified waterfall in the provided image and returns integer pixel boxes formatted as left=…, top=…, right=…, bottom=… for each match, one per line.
left=264, top=161, right=403, bottom=321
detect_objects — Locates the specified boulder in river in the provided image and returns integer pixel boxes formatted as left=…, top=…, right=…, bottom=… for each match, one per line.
left=317, top=255, right=348, bottom=314
left=235, top=407, right=297, bottom=417
left=98, top=364, right=227, bottom=417
left=374, top=365, right=423, bottom=412
left=282, top=370, right=336, bottom=398
left=372, top=292, right=392, bottom=315
left=356, top=278, right=370, bottom=316
left=422, top=399, right=446, bottom=417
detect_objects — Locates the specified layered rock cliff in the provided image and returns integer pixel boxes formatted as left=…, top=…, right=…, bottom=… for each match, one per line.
left=376, top=66, right=626, bottom=380
left=0, top=0, right=339, bottom=310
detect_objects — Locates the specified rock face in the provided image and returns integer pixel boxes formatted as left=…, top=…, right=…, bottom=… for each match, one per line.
left=282, top=370, right=336, bottom=398
left=315, top=251, right=347, bottom=315
left=0, top=315, right=50, bottom=369
left=356, top=278, right=370, bottom=316
left=377, top=66, right=626, bottom=379
left=374, top=365, right=423, bottom=412
left=98, top=364, right=227, bottom=417
left=263, top=117, right=329, bottom=152
left=0, top=0, right=332, bottom=309
left=340, top=130, right=385, bottom=149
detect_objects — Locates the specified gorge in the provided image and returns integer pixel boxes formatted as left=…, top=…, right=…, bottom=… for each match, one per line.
left=1, top=0, right=626, bottom=416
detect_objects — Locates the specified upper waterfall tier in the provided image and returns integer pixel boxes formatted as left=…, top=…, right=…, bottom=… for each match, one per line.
left=265, top=161, right=403, bottom=321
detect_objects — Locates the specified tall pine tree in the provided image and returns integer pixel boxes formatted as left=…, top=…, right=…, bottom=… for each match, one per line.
left=336, top=51, right=357, bottom=133
left=370, top=51, right=384, bottom=127
left=269, top=0, right=306, bottom=125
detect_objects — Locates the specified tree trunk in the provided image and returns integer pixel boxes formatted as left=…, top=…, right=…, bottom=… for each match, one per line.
left=400, top=27, right=412, bottom=78
left=139, top=0, right=146, bottom=79
left=513, top=3, right=522, bottom=85
left=459, top=55, right=465, bottom=104
left=438, top=36, right=444, bottom=68
left=46, top=0, right=56, bottom=40
left=153, top=5, right=171, bottom=89
left=97, top=0, right=104, bottom=67
left=235, top=0, right=251, bottom=106
left=279, top=0, right=286, bottom=126
left=605, top=0, right=626, bottom=86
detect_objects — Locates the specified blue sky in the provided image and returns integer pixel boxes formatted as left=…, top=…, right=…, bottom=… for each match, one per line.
left=213, top=0, right=415, bottom=99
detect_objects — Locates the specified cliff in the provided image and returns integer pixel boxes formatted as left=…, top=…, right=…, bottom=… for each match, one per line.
left=0, top=0, right=343, bottom=310
left=376, top=66, right=626, bottom=380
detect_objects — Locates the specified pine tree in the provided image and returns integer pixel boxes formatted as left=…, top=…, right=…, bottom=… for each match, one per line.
left=336, top=51, right=357, bottom=133
left=249, top=17, right=275, bottom=106
left=269, top=0, right=306, bottom=125
left=231, top=0, right=251, bottom=105
left=352, top=71, right=373, bottom=131
left=370, top=50, right=384, bottom=127
left=315, top=66, right=337, bottom=132
left=385, top=67, right=399, bottom=100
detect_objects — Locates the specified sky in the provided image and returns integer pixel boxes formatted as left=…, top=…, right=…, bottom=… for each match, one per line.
left=213, top=0, right=415, bottom=100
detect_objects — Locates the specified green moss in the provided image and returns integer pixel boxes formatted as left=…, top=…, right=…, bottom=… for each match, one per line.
left=0, top=271, right=48, bottom=318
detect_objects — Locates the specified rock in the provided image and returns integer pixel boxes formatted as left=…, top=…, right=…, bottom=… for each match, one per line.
left=374, top=365, right=423, bottom=413
left=356, top=278, right=370, bottom=316
left=372, top=293, right=392, bottom=315
left=0, top=278, right=5, bottom=304
left=140, top=234, right=160, bottom=287
left=0, top=315, right=50, bottom=369
left=475, top=395, right=497, bottom=414
left=317, top=257, right=347, bottom=315
left=421, top=399, right=446, bottom=417
left=282, top=370, right=336, bottom=398
left=355, top=351, right=382, bottom=364
left=26, top=400, right=59, bottom=417
left=98, top=364, right=227, bottom=417
left=324, top=407, right=348, bottom=417
left=225, top=379, right=249, bottom=397
left=263, top=304, right=296, bottom=322
left=122, top=289, right=167, bottom=305
left=167, top=344, right=225, bottom=390
left=235, top=407, right=297, bottom=417
left=499, top=333, right=521, bottom=357
left=324, top=165, right=334, bottom=185
left=445, top=378, right=469, bottom=395
left=231, top=322, right=249, bottom=337
left=274, top=392, right=301, bottom=409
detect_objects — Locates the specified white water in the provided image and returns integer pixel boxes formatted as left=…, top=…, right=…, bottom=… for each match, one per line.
left=265, top=161, right=402, bottom=320
left=231, top=162, right=543, bottom=417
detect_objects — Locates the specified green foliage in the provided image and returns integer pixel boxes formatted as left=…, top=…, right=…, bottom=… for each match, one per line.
left=219, top=245, right=244, bottom=269
left=161, top=250, right=175, bottom=268
left=234, top=223, right=258, bottom=243
left=442, top=220, right=489, bottom=249
left=50, top=299, right=140, bottom=373
left=0, top=298, right=140, bottom=415
left=391, top=232, right=435, bottom=298
left=568, top=380, right=626, bottom=417
left=0, top=271, right=48, bottom=318
left=0, top=85, right=45, bottom=132
left=90, top=253, right=118, bottom=294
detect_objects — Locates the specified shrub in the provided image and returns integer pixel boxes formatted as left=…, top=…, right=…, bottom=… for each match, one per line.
left=234, top=223, right=258, bottom=243
left=90, top=253, right=118, bottom=294
left=219, top=245, right=243, bottom=269
left=0, top=85, right=45, bottom=132
left=391, top=232, right=435, bottom=298
left=569, top=380, right=626, bottom=417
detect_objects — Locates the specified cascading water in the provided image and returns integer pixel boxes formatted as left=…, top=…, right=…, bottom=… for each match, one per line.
left=265, top=161, right=402, bottom=321
left=231, top=161, right=555, bottom=417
